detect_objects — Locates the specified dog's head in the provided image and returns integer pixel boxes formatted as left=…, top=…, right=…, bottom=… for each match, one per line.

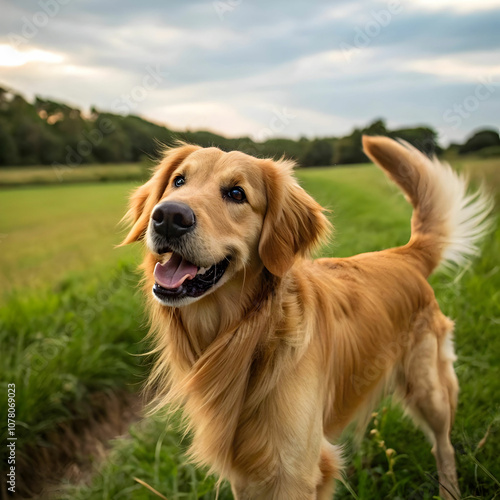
left=122, top=144, right=330, bottom=307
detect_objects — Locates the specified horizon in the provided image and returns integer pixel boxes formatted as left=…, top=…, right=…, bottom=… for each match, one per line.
left=2, top=80, right=497, bottom=148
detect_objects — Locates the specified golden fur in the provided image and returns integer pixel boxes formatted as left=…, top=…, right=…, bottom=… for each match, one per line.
left=122, top=136, right=492, bottom=499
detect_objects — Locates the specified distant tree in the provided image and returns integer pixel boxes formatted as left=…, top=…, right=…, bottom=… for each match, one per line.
left=459, top=129, right=500, bottom=154
left=230, top=136, right=259, bottom=157
left=300, top=139, right=334, bottom=167
left=39, top=129, right=64, bottom=164
left=389, top=126, right=440, bottom=156
left=259, top=138, right=307, bottom=161
left=121, top=114, right=173, bottom=160
left=91, top=114, right=132, bottom=163
left=333, top=129, right=365, bottom=164
left=363, top=118, right=388, bottom=137
left=0, top=84, right=494, bottom=168
left=0, top=118, right=18, bottom=165
left=182, top=130, right=233, bottom=151
left=13, top=118, right=43, bottom=164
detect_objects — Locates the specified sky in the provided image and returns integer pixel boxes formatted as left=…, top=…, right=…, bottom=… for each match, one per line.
left=1, top=0, right=499, bottom=145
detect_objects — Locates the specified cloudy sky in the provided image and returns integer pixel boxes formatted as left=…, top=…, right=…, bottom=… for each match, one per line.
left=1, top=0, right=499, bottom=145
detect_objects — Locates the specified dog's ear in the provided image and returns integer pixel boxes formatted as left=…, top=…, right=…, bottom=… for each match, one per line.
left=258, top=159, right=331, bottom=276
left=120, top=144, right=200, bottom=245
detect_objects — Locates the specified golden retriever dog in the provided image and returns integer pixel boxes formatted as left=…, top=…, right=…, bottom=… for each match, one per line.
left=121, top=136, right=491, bottom=499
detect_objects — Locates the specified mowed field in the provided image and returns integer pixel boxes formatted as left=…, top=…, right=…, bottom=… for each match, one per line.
left=0, top=159, right=499, bottom=499
left=0, top=163, right=148, bottom=187
left=0, top=182, right=140, bottom=296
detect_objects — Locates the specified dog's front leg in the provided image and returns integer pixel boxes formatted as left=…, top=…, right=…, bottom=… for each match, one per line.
left=231, top=474, right=319, bottom=500
left=229, top=409, right=327, bottom=498
left=316, top=440, right=343, bottom=500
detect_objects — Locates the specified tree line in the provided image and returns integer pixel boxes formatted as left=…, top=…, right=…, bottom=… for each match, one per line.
left=1, top=85, right=499, bottom=168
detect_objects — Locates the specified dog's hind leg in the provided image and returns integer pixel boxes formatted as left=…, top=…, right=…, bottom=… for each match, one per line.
left=399, top=314, right=460, bottom=500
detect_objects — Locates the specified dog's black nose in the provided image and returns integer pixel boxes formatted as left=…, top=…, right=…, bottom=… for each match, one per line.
left=151, top=202, right=196, bottom=238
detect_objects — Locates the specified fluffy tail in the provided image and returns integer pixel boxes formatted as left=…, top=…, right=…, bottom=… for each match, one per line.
left=362, top=136, right=493, bottom=277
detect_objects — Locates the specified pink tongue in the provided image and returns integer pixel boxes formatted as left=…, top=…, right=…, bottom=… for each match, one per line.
left=154, top=253, right=198, bottom=289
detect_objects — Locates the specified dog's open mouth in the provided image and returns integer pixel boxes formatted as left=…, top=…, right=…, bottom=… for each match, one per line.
left=153, top=252, right=231, bottom=301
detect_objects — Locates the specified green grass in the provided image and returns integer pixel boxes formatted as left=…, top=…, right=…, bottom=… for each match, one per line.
left=0, top=181, right=148, bottom=494
left=300, top=165, right=413, bottom=257
left=0, top=159, right=499, bottom=499
left=0, top=182, right=141, bottom=298
left=0, top=260, right=149, bottom=493
left=0, top=163, right=148, bottom=187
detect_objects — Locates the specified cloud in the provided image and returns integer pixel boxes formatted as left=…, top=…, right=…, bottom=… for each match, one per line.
left=0, top=44, right=63, bottom=66
left=410, top=0, right=500, bottom=12
left=404, top=51, right=500, bottom=82
left=1, top=0, right=499, bottom=144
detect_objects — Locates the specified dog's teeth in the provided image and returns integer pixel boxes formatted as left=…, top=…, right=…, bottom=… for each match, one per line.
left=198, top=267, right=207, bottom=275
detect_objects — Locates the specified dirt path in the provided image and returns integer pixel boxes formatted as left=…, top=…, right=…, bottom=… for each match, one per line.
left=2, top=391, right=143, bottom=500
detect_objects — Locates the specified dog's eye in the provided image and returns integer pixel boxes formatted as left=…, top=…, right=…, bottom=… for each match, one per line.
left=173, top=175, right=185, bottom=188
left=226, top=187, right=246, bottom=203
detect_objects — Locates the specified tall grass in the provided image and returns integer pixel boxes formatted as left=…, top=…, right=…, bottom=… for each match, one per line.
left=0, top=260, right=148, bottom=495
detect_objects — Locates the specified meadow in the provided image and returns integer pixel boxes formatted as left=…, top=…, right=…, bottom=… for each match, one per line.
left=0, top=163, right=149, bottom=187
left=0, top=159, right=498, bottom=499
